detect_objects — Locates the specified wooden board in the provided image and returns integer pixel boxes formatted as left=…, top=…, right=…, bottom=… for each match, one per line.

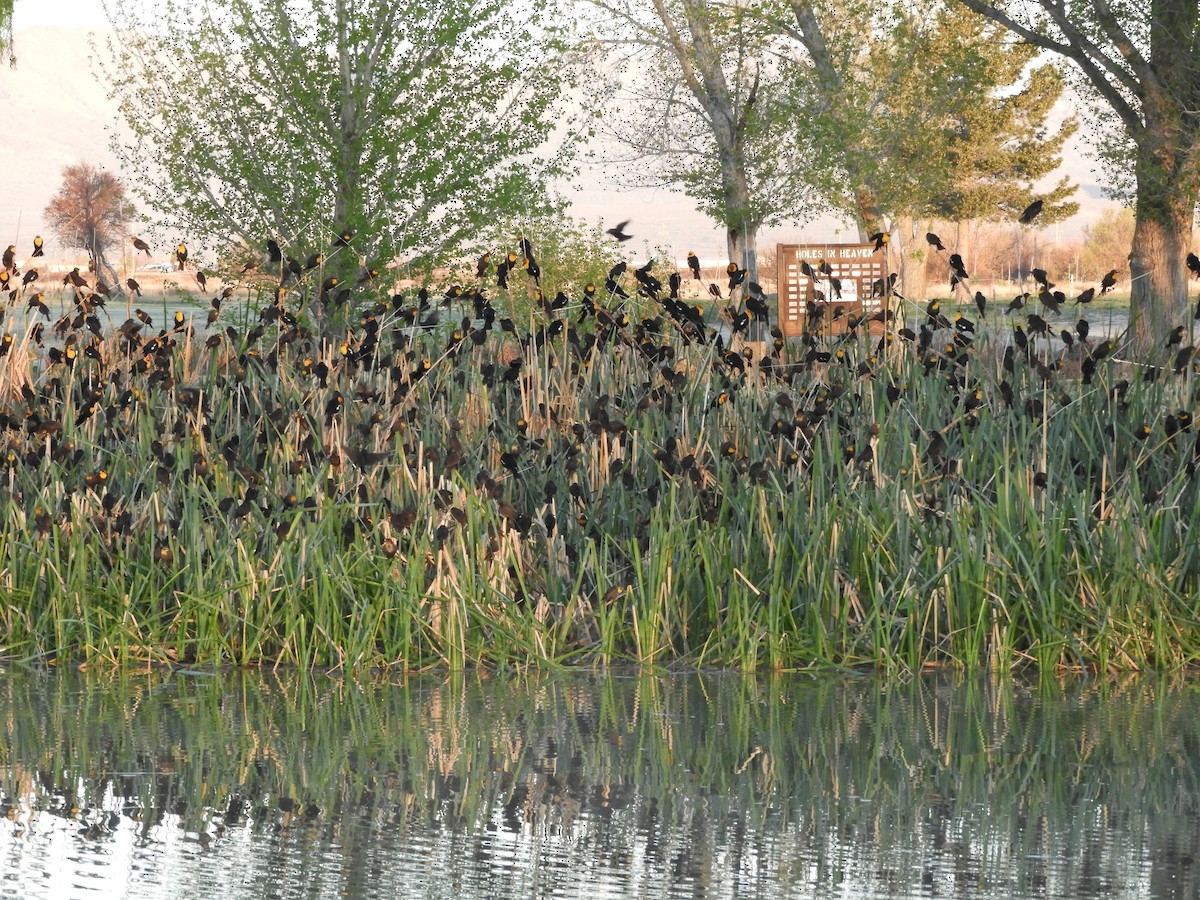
left=776, top=243, right=891, bottom=338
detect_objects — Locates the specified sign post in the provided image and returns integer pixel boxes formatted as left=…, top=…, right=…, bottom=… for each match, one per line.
left=776, top=243, right=890, bottom=338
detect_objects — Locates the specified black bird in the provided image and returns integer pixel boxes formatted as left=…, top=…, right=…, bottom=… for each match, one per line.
left=31, top=236, right=44, bottom=258
left=266, top=239, right=282, bottom=263
left=1074, top=287, right=1095, bottom=305
left=606, top=219, right=633, bottom=243
left=869, top=231, right=889, bottom=252
left=1037, top=289, right=1062, bottom=314
left=605, top=276, right=630, bottom=299
left=926, top=232, right=945, bottom=251
left=973, top=291, right=987, bottom=319
left=1174, top=345, right=1195, bottom=374
left=1188, top=253, right=1200, bottom=278
left=687, top=252, right=701, bottom=281
left=1100, top=269, right=1119, bottom=293
left=1018, top=199, right=1044, bottom=224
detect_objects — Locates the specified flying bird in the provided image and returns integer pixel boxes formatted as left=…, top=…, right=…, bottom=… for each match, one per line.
left=606, top=219, right=633, bottom=243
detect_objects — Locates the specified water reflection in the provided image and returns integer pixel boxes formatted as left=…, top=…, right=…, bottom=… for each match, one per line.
left=1, top=671, right=1197, bottom=899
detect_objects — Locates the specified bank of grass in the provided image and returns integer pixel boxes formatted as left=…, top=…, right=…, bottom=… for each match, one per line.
left=0, top=273, right=1199, bottom=673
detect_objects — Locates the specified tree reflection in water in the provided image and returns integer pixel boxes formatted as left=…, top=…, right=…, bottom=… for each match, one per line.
left=0, top=671, right=1196, bottom=899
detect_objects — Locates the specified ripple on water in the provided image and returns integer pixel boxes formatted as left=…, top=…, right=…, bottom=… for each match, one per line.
left=1, top=671, right=1196, bottom=899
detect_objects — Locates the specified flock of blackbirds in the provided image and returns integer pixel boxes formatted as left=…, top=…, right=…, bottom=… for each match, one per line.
left=0, top=219, right=1197, bottom=591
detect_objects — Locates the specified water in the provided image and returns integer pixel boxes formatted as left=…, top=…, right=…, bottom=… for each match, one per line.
left=1, top=670, right=1197, bottom=899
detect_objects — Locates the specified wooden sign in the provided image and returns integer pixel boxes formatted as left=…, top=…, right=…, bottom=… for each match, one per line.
left=776, top=243, right=890, bottom=338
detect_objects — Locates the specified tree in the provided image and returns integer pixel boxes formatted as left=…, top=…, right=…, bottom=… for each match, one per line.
left=584, top=0, right=1077, bottom=303
left=97, top=0, right=571, bottom=279
left=0, top=0, right=12, bottom=65
left=43, top=162, right=135, bottom=287
left=774, top=0, right=1078, bottom=299
left=955, top=0, right=1200, bottom=350
left=582, top=0, right=821, bottom=285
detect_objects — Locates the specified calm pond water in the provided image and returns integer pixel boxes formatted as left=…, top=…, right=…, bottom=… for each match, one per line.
left=1, top=670, right=1197, bottom=900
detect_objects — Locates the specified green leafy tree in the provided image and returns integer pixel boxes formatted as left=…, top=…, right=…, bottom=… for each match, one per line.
left=0, top=0, right=12, bottom=65
left=582, top=0, right=824, bottom=284
left=956, top=0, right=1200, bottom=351
left=584, top=0, right=1076, bottom=303
left=775, top=0, right=1077, bottom=299
left=97, top=0, right=571, bottom=279
left=43, top=162, right=135, bottom=289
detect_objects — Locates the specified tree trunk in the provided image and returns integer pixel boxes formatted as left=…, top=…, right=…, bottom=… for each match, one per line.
left=1126, top=117, right=1196, bottom=355
left=893, top=216, right=930, bottom=302
left=725, top=223, right=759, bottom=286
left=1128, top=201, right=1193, bottom=353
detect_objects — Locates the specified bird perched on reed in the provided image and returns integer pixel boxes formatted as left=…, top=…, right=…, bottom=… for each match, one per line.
left=132, top=236, right=152, bottom=256
left=31, top=236, right=44, bottom=258
left=687, top=252, right=701, bottom=281
left=176, top=242, right=188, bottom=270
left=1101, top=270, right=1119, bottom=293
